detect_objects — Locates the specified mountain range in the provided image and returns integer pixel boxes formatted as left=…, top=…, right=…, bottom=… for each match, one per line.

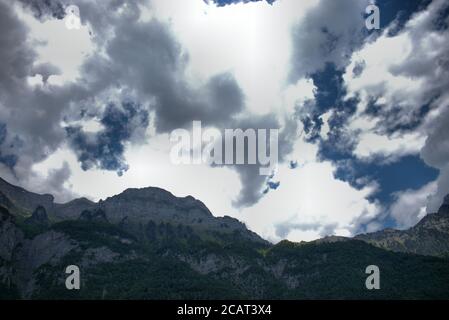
left=1, top=176, right=449, bottom=299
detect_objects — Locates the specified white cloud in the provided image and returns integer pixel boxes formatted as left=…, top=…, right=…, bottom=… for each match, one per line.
left=389, top=182, right=437, bottom=229
left=319, top=110, right=332, bottom=141
left=281, top=78, right=316, bottom=115
left=235, top=136, right=380, bottom=242
left=8, top=0, right=437, bottom=243
left=341, top=0, right=449, bottom=170
left=32, top=133, right=242, bottom=217
left=32, top=125, right=381, bottom=243
left=354, top=130, right=426, bottom=161
left=25, top=0, right=382, bottom=243
left=150, top=0, right=318, bottom=115
left=422, top=105, right=449, bottom=213
left=15, top=3, right=94, bottom=85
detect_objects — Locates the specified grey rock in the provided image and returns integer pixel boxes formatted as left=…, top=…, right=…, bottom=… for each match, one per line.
left=0, top=207, right=24, bottom=261
left=81, top=247, right=119, bottom=267
left=356, top=194, right=449, bottom=256
left=1, top=177, right=267, bottom=244
left=14, top=230, right=78, bottom=297
left=54, top=197, right=96, bottom=220
left=0, top=177, right=54, bottom=216
left=24, top=205, right=49, bottom=227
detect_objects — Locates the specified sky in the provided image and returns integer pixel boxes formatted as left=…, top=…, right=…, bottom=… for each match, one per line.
left=0, top=0, right=448, bottom=242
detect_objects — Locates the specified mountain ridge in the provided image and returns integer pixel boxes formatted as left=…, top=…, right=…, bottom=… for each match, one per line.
left=2, top=175, right=449, bottom=252
left=1, top=176, right=449, bottom=299
left=355, top=194, right=449, bottom=256
left=0, top=176, right=267, bottom=244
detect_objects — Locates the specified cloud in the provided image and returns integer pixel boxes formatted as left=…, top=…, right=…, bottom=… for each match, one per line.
left=0, top=1, right=247, bottom=192
left=150, top=0, right=318, bottom=115
left=2, top=0, right=445, bottom=243
left=289, top=0, right=370, bottom=82
left=237, top=135, right=380, bottom=242
left=17, top=0, right=65, bottom=20
left=31, top=161, right=75, bottom=202
left=389, top=182, right=437, bottom=229
left=422, top=105, right=449, bottom=212
left=91, top=16, right=245, bottom=132
left=275, top=220, right=337, bottom=240
left=343, top=0, right=449, bottom=161
left=0, top=123, right=18, bottom=169
left=353, top=130, right=426, bottom=162
left=66, top=101, right=150, bottom=176
left=340, top=0, right=449, bottom=212
left=13, top=0, right=382, bottom=215
left=0, top=0, right=66, bottom=183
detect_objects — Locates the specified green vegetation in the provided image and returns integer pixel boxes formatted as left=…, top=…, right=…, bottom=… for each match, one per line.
left=3, top=216, right=449, bottom=300
left=267, top=240, right=449, bottom=299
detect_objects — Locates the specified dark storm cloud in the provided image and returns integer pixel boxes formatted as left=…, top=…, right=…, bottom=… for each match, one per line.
left=221, top=114, right=280, bottom=207
left=0, top=0, right=107, bottom=197
left=212, top=0, right=275, bottom=6
left=422, top=106, right=449, bottom=212
left=422, top=110, right=449, bottom=170
left=341, top=0, right=449, bottom=215
left=31, top=63, right=62, bottom=84
left=17, top=0, right=65, bottom=20
left=8, top=0, right=443, bottom=218
left=290, top=0, right=449, bottom=162
left=66, top=101, right=149, bottom=176
left=294, top=63, right=358, bottom=160
left=289, top=0, right=370, bottom=82
left=69, top=1, right=267, bottom=207
left=275, top=221, right=338, bottom=239
left=0, top=124, right=18, bottom=169
left=0, top=0, right=251, bottom=202
left=0, top=1, right=36, bottom=91
left=0, top=0, right=72, bottom=183
left=349, top=0, right=449, bottom=137
left=223, top=114, right=299, bottom=207
left=42, top=161, right=74, bottom=202
left=90, top=17, right=245, bottom=133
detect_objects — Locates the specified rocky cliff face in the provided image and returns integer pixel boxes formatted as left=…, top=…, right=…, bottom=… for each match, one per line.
left=0, top=177, right=265, bottom=244
left=96, top=187, right=265, bottom=243
left=0, top=207, right=24, bottom=262
left=356, top=196, right=449, bottom=256
left=0, top=177, right=269, bottom=298
left=0, top=178, right=54, bottom=216
left=53, top=197, right=96, bottom=220
left=24, top=206, right=50, bottom=227
left=1, top=176, right=449, bottom=299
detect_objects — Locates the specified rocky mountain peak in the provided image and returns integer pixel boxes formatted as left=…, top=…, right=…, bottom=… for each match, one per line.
left=444, top=194, right=449, bottom=204
left=443, top=194, right=449, bottom=206
left=24, top=205, right=50, bottom=227
left=0, top=176, right=267, bottom=244
left=356, top=194, right=449, bottom=256
left=0, top=177, right=54, bottom=216
left=431, top=194, right=449, bottom=216
left=99, top=187, right=214, bottom=223
left=53, top=197, right=96, bottom=220
left=120, top=187, right=176, bottom=199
